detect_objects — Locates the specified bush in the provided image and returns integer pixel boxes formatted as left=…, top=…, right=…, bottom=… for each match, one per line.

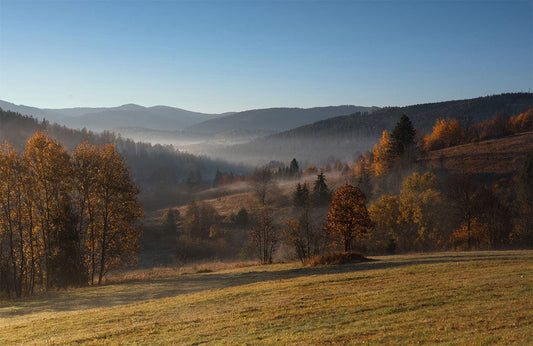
left=307, top=252, right=369, bottom=266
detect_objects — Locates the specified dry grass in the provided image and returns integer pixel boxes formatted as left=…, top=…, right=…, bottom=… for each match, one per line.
left=420, top=131, right=533, bottom=174
left=1, top=251, right=532, bottom=344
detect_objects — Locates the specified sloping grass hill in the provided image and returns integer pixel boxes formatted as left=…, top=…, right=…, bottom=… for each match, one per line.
left=1, top=251, right=531, bottom=344
left=420, top=131, right=533, bottom=175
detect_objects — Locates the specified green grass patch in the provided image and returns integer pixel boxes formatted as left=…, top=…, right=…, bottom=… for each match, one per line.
left=1, top=251, right=532, bottom=344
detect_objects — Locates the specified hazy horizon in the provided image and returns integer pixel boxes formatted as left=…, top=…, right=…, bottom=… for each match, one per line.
left=1, top=1, right=531, bottom=113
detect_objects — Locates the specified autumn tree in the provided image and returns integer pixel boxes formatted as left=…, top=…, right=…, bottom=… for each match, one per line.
left=324, top=184, right=373, bottom=252
left=0, top=143, right=29, bottom=296
left=249, top=168, right=276, bottom=207
left=371, top=130, right=395, bottom=176
left=250, top=207, right=278, bottom=264
left=445, top=173, right=479, bottom=250
left=368, top=194, right=401, bottom=253
left=247, top=167, right=281, bottom=264
left=183, top=200, right=220, bottom=239
left=23, top=132, right=73, bottom=290
left=0, top=133, right=143, bottom=295
left=399, top=172, right=448, bottom=251
left=353, top=152, right=373, bottom=198
left=92, top=144, right=142, bottom=285
left=509, top=108, right=533, bottom=133
left=422, top=118, right=465, bottom=151
left=513, top=153, right=533, bottom=247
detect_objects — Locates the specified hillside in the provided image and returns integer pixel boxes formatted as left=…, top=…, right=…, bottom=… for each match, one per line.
left=419, top=131, right=533, bottom=175
left=217, top=93, right=533, bottom=164
left=0, top=108, right=249, bottom=210
left=0, top=100, right=222, bottom=132
left=187, top=105, right=378, bottom=133
left=1, top=251, right=531, bottom=344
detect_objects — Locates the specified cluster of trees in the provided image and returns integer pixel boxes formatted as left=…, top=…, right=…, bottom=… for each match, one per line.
left=422, top=108, right=533, bottom=151
left=353, top=114, right=418, bottom=198
left=366, top=165, right=533, bottom=253
left=0, top=132, right=142, bottom=297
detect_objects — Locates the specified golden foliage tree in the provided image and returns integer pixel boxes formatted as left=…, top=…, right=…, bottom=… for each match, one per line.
left=368, top=194, right=401, bottom=253
left=0, top=132, right=142, bottom=295
left=371, top=130, right=395, bottom=177
left=509, top=108, right=533, bottom=133
left=422, top=118, right=465, bottom=151
left=398, top=172, right=448, bottom=250
left=324, top=184, right=373, bottom=252
left=22, top=132, right=73, bottom=290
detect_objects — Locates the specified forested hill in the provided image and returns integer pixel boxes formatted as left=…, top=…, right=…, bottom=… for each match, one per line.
left=186, top=105, right=379, bottom=133
left=217, top=93, right=533, bottom=165
left=275, top=93, right=533, bottom=139
left=0, top=108, right=249, bottom=210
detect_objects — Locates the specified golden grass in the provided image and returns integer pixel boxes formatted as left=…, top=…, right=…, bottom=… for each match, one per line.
left=420, top=131, right=533, bottom=174
left=1, top=251, right=532, bottom=344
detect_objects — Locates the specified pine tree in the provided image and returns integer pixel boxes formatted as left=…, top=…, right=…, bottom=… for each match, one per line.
left=391, top=114, right=416, bottom=156
left=312, top=173, right=331, bottom=207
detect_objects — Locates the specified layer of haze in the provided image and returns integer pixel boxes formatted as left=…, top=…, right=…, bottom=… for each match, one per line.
left=0, top=0, right=531, bottom=113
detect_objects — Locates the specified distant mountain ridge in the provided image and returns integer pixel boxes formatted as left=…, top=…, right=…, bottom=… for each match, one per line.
left=187, top=105, right=379, bottom=133
left=0, top=100, right=376, bottom=135
left=0, top=100, right=222, bottom=132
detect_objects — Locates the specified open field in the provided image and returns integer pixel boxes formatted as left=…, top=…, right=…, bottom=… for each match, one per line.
left=1, top=251, right=532, bottom=344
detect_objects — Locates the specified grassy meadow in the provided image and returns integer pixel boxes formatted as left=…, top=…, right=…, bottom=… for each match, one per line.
left=1, top=251, right=532, bottom=344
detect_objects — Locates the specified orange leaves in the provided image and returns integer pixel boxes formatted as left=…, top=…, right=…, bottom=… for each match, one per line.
left=422, top=118, right=465, bottom=151
left=324, top=184, right=372, bottom=252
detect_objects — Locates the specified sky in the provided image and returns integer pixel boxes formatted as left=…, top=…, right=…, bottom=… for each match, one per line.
left=0, top=0, right=532, bottom=113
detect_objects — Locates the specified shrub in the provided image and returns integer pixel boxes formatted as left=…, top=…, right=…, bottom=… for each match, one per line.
left=307, top=252, right=369, bottom=266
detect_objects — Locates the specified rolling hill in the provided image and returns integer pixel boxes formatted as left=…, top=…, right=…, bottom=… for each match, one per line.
left=0, top=100, right=223, bottom=132
left=215, top=93, right=533, bottom=165
left=419, top=131, right=533, bottom=176
left=1, top=251, right=531, bottom=344
left=186, top=105, right=378, bottom=133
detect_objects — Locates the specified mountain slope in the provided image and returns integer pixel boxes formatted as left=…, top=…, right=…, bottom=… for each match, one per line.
left=64, top=106, right=221, bottom=131
left=216, top=93, right=533, bottom=164
left=419, top=131, right=533, bottom=175
left=186, top=105, right=378, bottom=133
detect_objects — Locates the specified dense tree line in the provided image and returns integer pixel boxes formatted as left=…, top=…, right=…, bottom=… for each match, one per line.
left=422, top=108, right=533, bottom=151
left=0, top=107, right=249, bottom=211
left=0, top=132, right=142, bottom=297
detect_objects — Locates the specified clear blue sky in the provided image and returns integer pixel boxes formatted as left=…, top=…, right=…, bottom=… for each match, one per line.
left=0, top=0, right=532, bottom=113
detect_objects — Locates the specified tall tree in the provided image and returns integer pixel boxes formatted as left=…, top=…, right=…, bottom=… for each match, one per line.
left=514, top=153, right=533, bottom=247
left=391, top=114, right=416, bottom=156
left=371, top=130, right=395, bottom=176
left=285, top=182, right=320, bottom=262
left=93, top=144, right=142, bottom=285
left=312, top=172, right=331, bottom=207
left=23, top=132, right=73, bottom=291
left=289, top=158, right=300, bottom=177
left=250, top=207, right=278, bottom=264
left=446, top=173, right=479, bottom=250
left=324, top=184, right=373, bottom=252
left=249, top=168, right=276, bottom=207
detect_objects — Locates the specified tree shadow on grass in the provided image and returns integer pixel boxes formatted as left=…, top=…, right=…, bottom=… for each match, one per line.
left=0, top=251, right=528, bottom=321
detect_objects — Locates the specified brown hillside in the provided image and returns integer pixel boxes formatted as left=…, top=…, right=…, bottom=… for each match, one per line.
left=419, top=131, right=533, bottom=175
